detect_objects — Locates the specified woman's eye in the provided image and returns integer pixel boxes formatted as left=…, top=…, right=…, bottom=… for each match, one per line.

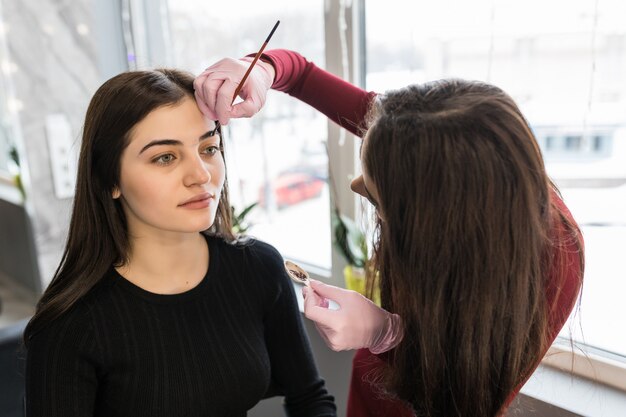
left=152, top=153, right=176, bottom=165
left=201, top=145, right=220, bottom=156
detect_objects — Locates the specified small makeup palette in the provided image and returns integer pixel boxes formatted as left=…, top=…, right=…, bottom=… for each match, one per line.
left=284, top=260, right=310, bottom=286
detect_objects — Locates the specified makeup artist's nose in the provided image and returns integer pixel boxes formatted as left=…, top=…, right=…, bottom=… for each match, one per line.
left=183, top=155, right=210, bottom=187
left=350, top=175, right=367, bottom=199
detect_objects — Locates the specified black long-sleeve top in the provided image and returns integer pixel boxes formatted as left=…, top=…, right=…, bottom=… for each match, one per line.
left=25, top=235, right=336, bottom=417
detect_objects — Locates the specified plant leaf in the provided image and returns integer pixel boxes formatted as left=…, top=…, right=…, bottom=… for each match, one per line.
left=332, top=211, right=367, bottom=267
left=237, top=202, right=258, bottom=222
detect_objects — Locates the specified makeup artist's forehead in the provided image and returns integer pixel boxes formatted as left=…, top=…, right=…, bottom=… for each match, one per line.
left=358, top=134, right=380, bottom=199
left=360, top=131, right=373, bottom=157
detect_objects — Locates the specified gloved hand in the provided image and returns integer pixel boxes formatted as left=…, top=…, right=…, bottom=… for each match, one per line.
left=302, top=279, right=403, bottom=354
left=193, top=57, right=275, bottom=125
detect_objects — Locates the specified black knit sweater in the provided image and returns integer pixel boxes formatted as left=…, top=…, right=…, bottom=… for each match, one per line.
left=25, top=235, right=336, bottom=417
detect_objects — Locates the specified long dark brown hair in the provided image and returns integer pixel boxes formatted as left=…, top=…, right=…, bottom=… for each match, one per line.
left=362, top=79, right=583, bottom=416
left=24, top=69, right=234, bottom=344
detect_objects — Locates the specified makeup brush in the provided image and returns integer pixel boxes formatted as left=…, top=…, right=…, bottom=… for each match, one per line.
left=231, top=20, right=280, bottom=104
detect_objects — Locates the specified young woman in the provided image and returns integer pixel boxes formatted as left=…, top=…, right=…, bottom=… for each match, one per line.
left=23, top=68, right=336, bottom=417
left=194, top=50, right=585, bottom=417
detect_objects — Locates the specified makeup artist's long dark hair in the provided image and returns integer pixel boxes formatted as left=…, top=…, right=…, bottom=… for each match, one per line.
left=363, top=79, right=584, bottom=417
left=24, top=69, right=234, bottom=344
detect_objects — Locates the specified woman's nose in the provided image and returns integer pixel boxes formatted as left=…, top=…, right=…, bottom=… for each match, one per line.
left=183, top=155, right=210, bottom=187
left=350, top=175, right=367, bottom=198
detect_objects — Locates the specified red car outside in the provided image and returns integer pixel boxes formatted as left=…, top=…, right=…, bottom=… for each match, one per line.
left=259, top=172, right=325, bottom=209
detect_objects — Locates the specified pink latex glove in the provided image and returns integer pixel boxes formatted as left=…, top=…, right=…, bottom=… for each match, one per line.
left=302, top=280, right=403, bottom=354
left=193, top=57, right=275, bottom=125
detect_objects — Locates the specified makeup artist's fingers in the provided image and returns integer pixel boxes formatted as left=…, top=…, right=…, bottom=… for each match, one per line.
left=231, top=99, right=262, bottom=119
left=194, top=90, right=219, bottom=121
left=230, top=60, right=273, bottom=119
left=307, top=279, right=354, bottom=307
left=193, top=69, right=213, bottom=105
left=200, top=78, right=225, bottom=115
left=303, top=289, right=338, bottom=326
left=194, top=58, right=243, bottom=124
left=198, top=75, right=237, bottom=125
left=194, top=74, right=222, bottom=120
left=214, top=80, right=238, bottom=125
left=302, top=286, right=329, bottom=309
left=194, top=57, right=273, bottom=125
left=304, top=304, right=337, bottom=327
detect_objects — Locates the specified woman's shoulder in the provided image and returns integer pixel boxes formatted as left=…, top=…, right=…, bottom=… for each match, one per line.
left=27, top=298, right=96, bottom=353
left=210, top=234, right=285, bottom=270
left=29, top=273, right=119, bottom=341
left=208, top=234, right=291, bottom=297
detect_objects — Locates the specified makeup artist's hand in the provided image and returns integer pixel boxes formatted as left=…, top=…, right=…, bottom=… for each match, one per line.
left=302, top=280, right=403, bottom=354
left=194, top=57, right=275, bottom=125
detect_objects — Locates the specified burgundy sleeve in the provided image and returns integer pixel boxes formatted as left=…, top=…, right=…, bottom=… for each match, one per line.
left=544, top=189, right=585, bottom=342
left=347, top=349, right=415, bottom=417
left=259, top=49, right=377, bottom=138
left=502, top=189, right=584, bottom=411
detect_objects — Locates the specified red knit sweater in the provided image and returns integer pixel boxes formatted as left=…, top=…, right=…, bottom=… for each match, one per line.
left=262, top=49, right=584, bottom=417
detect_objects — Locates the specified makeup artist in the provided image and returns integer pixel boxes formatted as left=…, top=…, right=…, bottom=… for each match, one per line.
left=194, top=50, right=584, bottom=417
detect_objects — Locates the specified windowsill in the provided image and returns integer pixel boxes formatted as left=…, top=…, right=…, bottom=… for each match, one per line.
left=0, top=173, right=15, bottom=185
left=511, top=340, right=626, bottom=416
left=542, top=344, right=626, bottom=392
left=0, top=177, right=23, bottom=206
left=294, top=260, right=332, bottom=283
left=522, top=362, right=626, bottom=417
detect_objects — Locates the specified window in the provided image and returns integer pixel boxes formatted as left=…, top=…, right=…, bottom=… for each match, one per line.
left=0, top=20, right=14, bottom=176
left=0, top=10, right=24, bottom=200
left=0, top=112, right=12, bottom=176
left=364, top=0, right=626, bottom=365
left=593, top=135, right=608, bottom=152
left=565, top=135, right=582, bottom=151
left=164, top=1, right=331, bottom=269
left=536, top=130, right=614, bottom=161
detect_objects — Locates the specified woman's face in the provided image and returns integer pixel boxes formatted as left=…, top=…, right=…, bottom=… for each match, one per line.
left=113, top=96, right=224, bottom=238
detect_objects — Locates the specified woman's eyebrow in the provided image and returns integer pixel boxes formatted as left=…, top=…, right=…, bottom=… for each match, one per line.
left=139, top=130, right=219, bottom=155
left=204, top=121, right=221, bottom=138
left=200, top=126, right=220, bottom=140
left=139, top=139, right=182, bottom=155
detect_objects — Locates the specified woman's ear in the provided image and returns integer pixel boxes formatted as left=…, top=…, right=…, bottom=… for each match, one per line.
left=112, top=187, right=121, bottom=199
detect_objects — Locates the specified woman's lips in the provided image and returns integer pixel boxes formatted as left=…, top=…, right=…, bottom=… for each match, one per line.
left=179, top=193, right=213, bottom=209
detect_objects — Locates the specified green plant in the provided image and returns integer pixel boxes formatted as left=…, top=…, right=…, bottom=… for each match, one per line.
left=8, top=145, right=25, bottom=200
left=231, top=201, right=258, bottom=234
left=332, top=209, right=368, bottom=268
